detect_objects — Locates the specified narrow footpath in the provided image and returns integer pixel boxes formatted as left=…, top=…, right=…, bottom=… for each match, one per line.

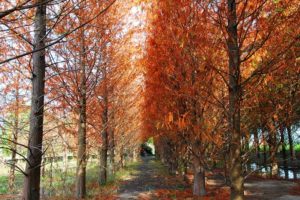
left=117, top=156, right=188, bottom=199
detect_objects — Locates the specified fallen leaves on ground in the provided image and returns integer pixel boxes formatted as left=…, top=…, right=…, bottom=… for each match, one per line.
left=289, top=184, right=300, bottom=196
left=152, top=187, right=230, bottom=200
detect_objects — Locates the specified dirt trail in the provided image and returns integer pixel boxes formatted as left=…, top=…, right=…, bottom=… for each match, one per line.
left=117, top=156, right=187, bottom=199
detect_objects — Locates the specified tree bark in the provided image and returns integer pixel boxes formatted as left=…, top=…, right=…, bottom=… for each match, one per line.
left=63, top=134, right=68, bottom=194
left=76, top=27, right=87, bottom=199
left=279, top=125, right=287, bottom=167
left=99, top=68, right=108, bottom=185
left=22, top=1, right=46, bottom=199
left=269, top=132, right=278, bottom=176
left=9, top=139, right=17, bottom=193
left=49, top=157, right=53, bottom=196
left=9, top=79, right=20, bottom=193
left=120, top=147, right=124, bottom=168
left=253, top=129, right=260, bottom=159
left=287, top=125, right=295, bottom=161
left=224, top=152, right=230, bottom=185
left=108, top=128, right=115, bottom=176
left=192, top=159, right=206, bottom=196
left=262, top=130, right=267, bottom=166
left=99, top=126, right=108, bottom=185
left=226, top=0, right=244, bottom=199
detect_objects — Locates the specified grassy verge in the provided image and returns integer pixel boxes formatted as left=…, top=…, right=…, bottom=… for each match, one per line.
left=149, top=159, right=169, bottom=176
left=0, top=173, right=23, bottom=194
left=0, top=160, right=141, bottom=199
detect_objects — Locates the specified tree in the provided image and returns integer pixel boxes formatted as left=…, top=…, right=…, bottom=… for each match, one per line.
left=144, top=0, right=226, bottom=196
left=22, top=0, right=47, bottom=199
left=225, top=0, right=244, bottom=198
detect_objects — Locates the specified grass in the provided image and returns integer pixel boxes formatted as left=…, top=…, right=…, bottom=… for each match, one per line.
left=149, top=159, right=169, bottom=176
left=0, top=172, right=23, bottom=195
left=0, top=159, right=141, bottom=199
left=294, top=144, right=300, bottom=152
left=258, top=144, right=300, bottom=152
left=83, top=161, right=141, bottom=199
left=111, top=161, right=140, bottom=181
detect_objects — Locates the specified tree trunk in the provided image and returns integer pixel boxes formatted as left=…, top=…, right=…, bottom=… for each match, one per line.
left=63, top=139, right=68, bottom=194
left=121, top=148, right=126, bottom=168
left=22, top=1, right=46, bottom=199
left=268, top=125, right=278, bottom=177
left=99, top=136, right=108, bottom=185
left=183, top=160, right=189, bottom=183
left=49, top=157, right=53, bottom=196
left=132, top=148, right=138, bottom=162
left=227, top=0, right=244, bottom=199
left=287, top=125, right=295, bottom=161
left=192, top=160, right=206, bottom=196
left=99, top=68, right=108, bottom=185
left=224, top=152, right=230, bottom=185
left=8, top=147, right=17, bottom=193
left=9, top=80, right=20, bottom=193
left=262, top=130, right=267, bottom=166
left=279, top=125, right=287, bottom=168
left=109, top=128, right=115, bottom=176
left=253, top=129, right=260, bottom=159
left=76, top=27, right=87, bottom=199
left=293, top=170, right=297, bottom=180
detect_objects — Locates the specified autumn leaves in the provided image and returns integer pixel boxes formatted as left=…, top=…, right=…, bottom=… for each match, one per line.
left=0, top=0, right=299, bottom=199
left=144, top=0, right=299, bottom=199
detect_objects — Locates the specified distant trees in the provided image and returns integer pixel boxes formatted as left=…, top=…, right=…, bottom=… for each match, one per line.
left=0, top=72, right=29, bottom=193
left=46, top=0, right=116, bottom=197
left=144, top=0, right=226, bottom=196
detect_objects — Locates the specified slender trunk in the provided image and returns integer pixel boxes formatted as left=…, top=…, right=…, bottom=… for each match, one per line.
left=132, top=148, right=138, bottom=162
left=192, top=159, right=206, bottom=196
left=169, top=147, right=178, bottom=175
left=262, top=129, right=267, bottom=166
left=8, top=149, right=17, bottom=193
left=76, top=27, right=87, bottom=199
left=99, top=130, right=108, bottom=185
left=119, top=147, right=124, bottom=169
left=227, top=0, right=244, bottom=199
left=183, top=160, right=189, bottom=183
left=41, top=157, right=45, bottom=178
left=22, top=1, right=46, bottom=199
left=293, top=170, right=297, bottom=180
left=253, top=129, right=260, bottom=159
left=99, top=69, right=108, bottom=185
left=49, top=157, right=53, bottom=196
left=268, top=125, right=278, bottom=177
left=63, top=139, right=68, bottom=193
left=76, top=87, right=87, bottom=199
left=244, top=136, right=251, bottom=172
left=109, top=129, right=115, bottom=176
left=9, top=81, right=20, bottom=193
left=287, top=125, right=295, bottom=161
left=279, top=126, right=287, bottom=168
left=224, top=153, right=230, bottom=185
